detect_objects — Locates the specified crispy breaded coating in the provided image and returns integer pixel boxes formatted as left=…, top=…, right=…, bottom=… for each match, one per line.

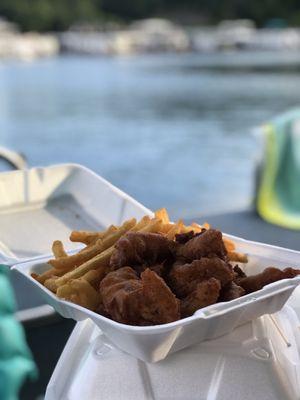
left=176, top=229, right=227, bottom=262
left=181, top=278, right=221, bottom=317
left=134, top=262, right=165, bottom=277
left=219, top=281, right=245, bottom=302
left=237, top=267, right=300, bottom=294
left=175, top=230, right=198, bottom=244
left=110, top=232, right=175, bottom=271
left=138, top=268, right=180, bottom=324
left=168, top=257, right=233, bottom=298
left=233, top=265, right=247, bottom=280
left=99, top=267, right=180, bottom=325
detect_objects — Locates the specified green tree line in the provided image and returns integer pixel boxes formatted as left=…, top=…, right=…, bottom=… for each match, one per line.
left=0, top=0, right=300, bottom=31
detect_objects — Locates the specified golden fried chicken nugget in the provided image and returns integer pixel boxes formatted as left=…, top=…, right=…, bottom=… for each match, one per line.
left=176, top=229, right=227, bottom=262
left=237, top=267, right=300, bottom=294
left=219, top=281, right=245, bottom=302
left=169, top=257, right=233, bottom=298
left=180, top=278, right=221, bottom=317
left=100, top=267, right=180, bottom=325
left=110, top=232, right=176, bottom=271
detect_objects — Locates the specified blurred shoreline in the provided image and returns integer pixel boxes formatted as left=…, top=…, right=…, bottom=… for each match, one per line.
left=0, top=18, right=58, bottom=61
left=2, top=17, right=300, bottom=61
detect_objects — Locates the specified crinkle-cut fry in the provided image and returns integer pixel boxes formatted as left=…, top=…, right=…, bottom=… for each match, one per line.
left=223, top=238, right=235, bottom=252
left=155, top=208, right=170, bottom=224
left=56, top=279, right=100, bottom=311
left=166, top=220, right=184, bottom=240
left=49, top=239, right=103, bottom=270
left=228, top=251, right=248, bottom=263
left=70, top=225, right=118, bottom=245
left=202, top=222, right=210, bottom=229
left=52, top=240, right=68, bottom=259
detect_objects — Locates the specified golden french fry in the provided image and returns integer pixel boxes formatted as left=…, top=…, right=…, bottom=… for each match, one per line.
left=57, top=279, right=100, bottom=311
left=188, top=223, right=203, bottom=233
left=223, top=238, right=235, bottom=252
left=100, top=218, right=137, bottom=249
left=51, top=219, right=137, bottom=288
left=70, top=225, right=118, bottom=245
left=75, top=216, right=147, bottom=260
left=40, top=208, right=253, bottom=322
left=44, top=277, right=59, bottom=292
left=191, top=222, right=203, bottom=230
left=228, top=251, right=248, bottom=263
left=70, top=231, right=99, bottom=244
left=53, top=217, right=158, bottom=289
left=180, top=225, right=195, bottom=234
left=129, top=215, right=151, bottom=232
left=37, top=216, right=143, bottom=282
left=54, top=248, right=113, bottom=289
left=80, top=268, right=107, bottom=289
left=48, top=239, right=103, bottom=270
left=183, top=222, right=209, bottom=233
left=106, top=224, right=119, bottom=235
left=32, top=265, right=70, bottom=284
left=139, top=218, right=163, bottom=234
left=52, top=240, right=68, bottom=259
left=159, top=223, right=174, bottom=234
left=42, top=215, right=167, bottom=295
left=155, top=208, right=169, bottom=224
left=166, top=220, right=184, bottom=240
left=50, top=269, right=104, bottom=293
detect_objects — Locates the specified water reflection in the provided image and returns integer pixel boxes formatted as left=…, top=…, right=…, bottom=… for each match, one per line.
left=0, top=52, right=299, bottom=218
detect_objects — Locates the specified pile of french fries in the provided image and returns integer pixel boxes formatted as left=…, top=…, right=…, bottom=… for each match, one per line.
left=32, top=209, right=247, bottom=312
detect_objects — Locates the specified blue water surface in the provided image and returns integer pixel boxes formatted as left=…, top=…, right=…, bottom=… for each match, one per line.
left=0, top=52, right=299, bottom=219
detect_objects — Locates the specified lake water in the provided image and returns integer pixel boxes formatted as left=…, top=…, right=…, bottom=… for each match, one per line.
left=0, top=52, right=300, bottom=220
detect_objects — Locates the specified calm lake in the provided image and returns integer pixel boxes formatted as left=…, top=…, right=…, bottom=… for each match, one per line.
left=0, top=52, right=300, bottom=219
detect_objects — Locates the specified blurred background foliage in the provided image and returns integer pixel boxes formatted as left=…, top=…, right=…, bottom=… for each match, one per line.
left=1, top=0, right=300, bottom=31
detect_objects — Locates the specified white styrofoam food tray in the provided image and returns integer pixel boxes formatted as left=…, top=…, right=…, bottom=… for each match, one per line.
left=0, top=163, right=150, bottom=265
left=13, top=239, right=300, bottom=362
left=45, top=305, right=300, bottom=400
left=7, top=163, right=300, bottom=361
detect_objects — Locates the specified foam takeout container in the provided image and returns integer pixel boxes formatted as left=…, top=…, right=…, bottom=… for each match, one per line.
left=13, top=240, right=300, bottom=362
left=45, top=304, right=300, bottom=400
left=0, top=163, right=150, bottom=266
left=1, top=163, right=150, bottom=317
left=9, top=164, right=300, bottom=362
